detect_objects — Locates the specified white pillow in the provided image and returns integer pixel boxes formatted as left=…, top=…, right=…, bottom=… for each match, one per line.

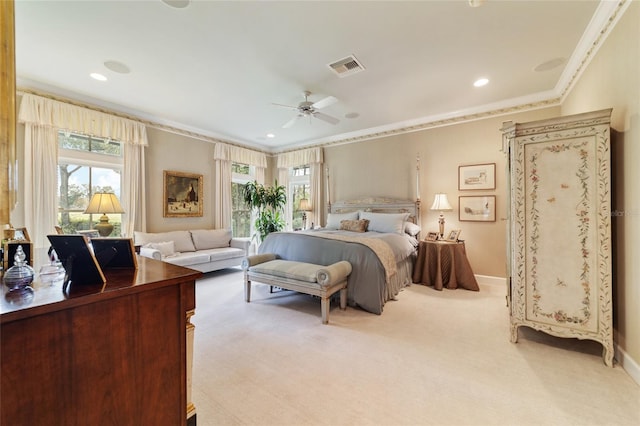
left=190, top=229, right=232, bottom=250
left=135, top=230, right=196, bottom=252
left=325, top=212, right=359, bottom=229
left=404, top=221, right=421, bottom=237
left=144, top=241, right=176, bottom=258
left=359, top=212, right=408, bottom=234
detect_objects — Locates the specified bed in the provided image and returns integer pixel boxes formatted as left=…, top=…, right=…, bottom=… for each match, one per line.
left=257, top=198, right=421, bottom=314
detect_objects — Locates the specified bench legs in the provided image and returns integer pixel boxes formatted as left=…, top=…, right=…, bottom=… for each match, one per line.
left=245, top=274, right=348, bottom=324
left=244, top=276, right=251, bottom=302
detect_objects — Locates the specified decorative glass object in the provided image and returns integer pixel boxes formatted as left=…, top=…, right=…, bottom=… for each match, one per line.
left=3, top=245, right=35, bottom=291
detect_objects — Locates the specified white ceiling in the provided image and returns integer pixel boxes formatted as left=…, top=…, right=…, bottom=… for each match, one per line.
left=15, top=0, right=618, bottom=153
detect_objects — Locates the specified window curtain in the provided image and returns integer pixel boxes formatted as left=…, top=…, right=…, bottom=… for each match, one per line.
left=21, top=123, right=58, bottom=249
left=213, top=143, right=267, bottom=229
left=18, top=94, right=148, bottom=247
left=276, top=147, right=323, bottom=230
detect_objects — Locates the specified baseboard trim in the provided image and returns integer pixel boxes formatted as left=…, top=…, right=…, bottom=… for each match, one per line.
left=475, top=274, right=506, bottom=287
left=615, top=343, right=640, bottom=386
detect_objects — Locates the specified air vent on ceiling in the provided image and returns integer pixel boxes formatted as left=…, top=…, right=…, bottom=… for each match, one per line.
left=328, top=55, right=365, bottom=78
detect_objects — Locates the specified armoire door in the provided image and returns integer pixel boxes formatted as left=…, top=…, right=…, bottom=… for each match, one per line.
left=502, top=109, right=613, bottom=366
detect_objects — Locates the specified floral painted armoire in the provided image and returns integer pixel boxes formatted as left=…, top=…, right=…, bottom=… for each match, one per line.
left=502, top=109, right=613, bottom=366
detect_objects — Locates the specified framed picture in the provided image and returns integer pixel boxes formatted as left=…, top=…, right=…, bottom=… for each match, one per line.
left=459, top=195, right=496, bottom=222
left=13, top=227, right=30, bottom=241
left=47, top=235, right=106, bottom=289
left=458, top=163, right=496, bottom=190
left=425, top=231, right=439, bottom=241
left=446, top=229, right=462, bottom=242
left=4, top=241, right=33, bottom=270
left=91, top=238, right=138, bottom=269
left=163, top=170, right=203, bottom=218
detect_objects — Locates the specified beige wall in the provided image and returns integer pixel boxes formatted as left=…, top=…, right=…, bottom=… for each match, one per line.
left=324, top=107, right=559, bottom=278
left=144, top=127, right=216, bottom=232
left=561, top=1, right=639, bottom=367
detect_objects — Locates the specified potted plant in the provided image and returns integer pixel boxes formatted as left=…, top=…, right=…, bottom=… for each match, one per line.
left=242, top=180, right=287, bottom=243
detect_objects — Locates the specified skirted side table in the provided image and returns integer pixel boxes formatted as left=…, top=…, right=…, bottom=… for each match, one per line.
left=412, top=240, right=479, bottom=291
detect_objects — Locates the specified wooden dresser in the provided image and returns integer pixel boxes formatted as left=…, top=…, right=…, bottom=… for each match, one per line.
left=1, top=255, right=201, bottom=425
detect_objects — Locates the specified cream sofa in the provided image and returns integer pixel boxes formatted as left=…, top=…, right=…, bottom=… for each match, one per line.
left=135, top=229, right=250, bottom=273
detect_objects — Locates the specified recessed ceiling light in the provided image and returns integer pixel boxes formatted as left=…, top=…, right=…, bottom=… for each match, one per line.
left=473, top=78, right=489, bottom=87
left=104, top=60, right=130, bottom=74
left=90, top=73, right=107, bottom=81
left=162, top=0, right=190, bottom=9
left=266, top=133, right=275, bottom=138
left=344, top=112, right=360, bottom=119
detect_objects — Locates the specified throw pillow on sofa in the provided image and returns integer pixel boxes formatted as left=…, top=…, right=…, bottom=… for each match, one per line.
left=144, top=241, right=176, bottom=258
left=190, top=229, right=232, bottom=250
left=134, top=230, right=196, bottom=252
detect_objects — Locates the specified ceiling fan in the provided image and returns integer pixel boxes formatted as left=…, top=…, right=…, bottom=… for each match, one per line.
left=273, top=91, right=340, bottom=128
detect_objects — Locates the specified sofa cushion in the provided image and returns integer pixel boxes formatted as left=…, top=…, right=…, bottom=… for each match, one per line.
left=191, top=229, right=232, bottom=250
left=135, top=230, right=196, bottom=252
left=163, top=252, right=212, bottom=267
left=200, top=247, right=246, bottom=261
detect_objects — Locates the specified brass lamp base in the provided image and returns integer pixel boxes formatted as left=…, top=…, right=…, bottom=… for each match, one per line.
left=94, top=214, right=114, bottom=237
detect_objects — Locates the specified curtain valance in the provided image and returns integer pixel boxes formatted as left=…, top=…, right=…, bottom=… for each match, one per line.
left=18, top=94, right=148, bottom=146
left=276, top=147, right=323, bottom=168
left=213, top=143, right=267, bottom=168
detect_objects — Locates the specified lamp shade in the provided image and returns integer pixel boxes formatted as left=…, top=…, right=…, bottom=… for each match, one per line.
left=84, top=193, right=124, bottom=237
left=84, top=193, right=124, bottom=215
left=299, top=198, right=311, bottom=211
left=430, top=193, right=452, bottom=211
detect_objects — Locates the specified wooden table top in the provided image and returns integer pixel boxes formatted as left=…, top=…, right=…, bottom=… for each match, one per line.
left=2, top=255, right=201, bottom=322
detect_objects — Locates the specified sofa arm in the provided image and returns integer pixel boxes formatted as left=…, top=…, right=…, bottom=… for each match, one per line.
left=241, top=253, right=278, bottom=270
left=139, top=247, right=162, bottom=260
left=231, top=237, right=251, bottom=252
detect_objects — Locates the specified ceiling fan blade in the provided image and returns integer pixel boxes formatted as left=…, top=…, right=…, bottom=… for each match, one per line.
left=313, top=111, right=340, bottom=125
left=311, top=95, right=338, bottom=109
left=272, top=102, right=299, bottom=111
left=282, top=115, right=302, bottom=128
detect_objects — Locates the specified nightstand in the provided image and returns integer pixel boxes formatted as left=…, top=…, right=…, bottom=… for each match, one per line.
left=412, top=240, right=479, bottom=291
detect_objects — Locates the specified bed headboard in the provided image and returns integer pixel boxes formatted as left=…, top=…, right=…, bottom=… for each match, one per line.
left=330, top=197, right=421, bottom=224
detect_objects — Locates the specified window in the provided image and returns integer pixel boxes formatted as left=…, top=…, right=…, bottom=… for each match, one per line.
left=290, top=165, right=311, bottom=230
left=231, top=162, right=254, bottom=238
left=57, top=132, right=123, bottom=234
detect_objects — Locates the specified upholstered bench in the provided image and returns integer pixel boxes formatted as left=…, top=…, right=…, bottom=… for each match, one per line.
left=241, top=253, right=352, bottom=324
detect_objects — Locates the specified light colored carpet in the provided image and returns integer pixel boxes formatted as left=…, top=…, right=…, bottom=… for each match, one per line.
left=191, top=267, right=639, bottom=426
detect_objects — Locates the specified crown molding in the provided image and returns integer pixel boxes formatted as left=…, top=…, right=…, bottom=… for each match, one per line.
left=16, top=1, right=629, bottom=156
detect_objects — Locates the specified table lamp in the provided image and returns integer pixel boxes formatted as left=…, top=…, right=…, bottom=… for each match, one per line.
left=299, top=198, right=311, bottom=229
left=430, top=193, right=452, bottom=239
left=84, top=192, right=124, bottom=237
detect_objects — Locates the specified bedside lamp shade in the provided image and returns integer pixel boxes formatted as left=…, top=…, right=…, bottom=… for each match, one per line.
left=84, top=193, right=124, bottom=237
left=299, top=198, right=311, bottom=229
left=299, top=198, right=311, bottom=212
left=430, top=193, right=453, bottom=238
